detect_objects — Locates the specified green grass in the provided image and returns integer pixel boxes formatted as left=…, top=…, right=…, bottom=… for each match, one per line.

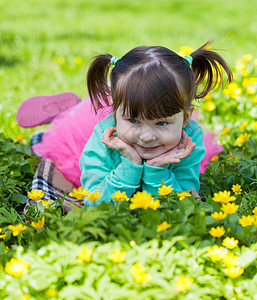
left=0, top=0, right=257, bottom=140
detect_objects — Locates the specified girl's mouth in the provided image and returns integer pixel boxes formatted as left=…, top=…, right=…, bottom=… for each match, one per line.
left=138, top=145, right=160, bottom=151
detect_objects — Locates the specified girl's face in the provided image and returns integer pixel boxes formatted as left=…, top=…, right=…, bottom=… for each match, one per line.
left=115, top=106, right=192, bottom=160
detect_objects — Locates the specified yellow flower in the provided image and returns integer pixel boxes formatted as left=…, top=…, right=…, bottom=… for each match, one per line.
left=86, top=190, right=102, bottom=202
left=130, top=240, right=136, bottom=246
left=11, top=123, right=17, bottom=129
left=179, top=46, right=194, bottom=57
left=252, top=96, right=257, bottom=104
left=212, top=190, right=236, bottom=204
left=129, top=191, right=152, bottom=210
left=208, top=245, right=226, bottom=261
left=16, top=134, right=26, bottom=141
left=241, top=70, right=249, bottom=77
left=0, top=231, right=6, bottom=239
left=111, top=191, right=129, bottom=202
left=211, top=154, right=219, bottom=161
left=77, top=247, right=93, bottom=262
left=231, top=184, right=242, bottom=195
left=5, top=258, right=29, bottom=277
left=222, top=252, right=239, bottom=267
left=232, top=88, right=242, bottom=98
left=235, top=61, right=246, bottom=71
left=223, top=82, right=242, bottom=99
left=242, top=78, right=251, bottom=87
left=27, top=189, right=45, bottom=201
left=69, top=187, right=88, bottom=200
left=177, top=191, right=191, bottom=201
left=8, top=224, right=27, bottom=236
left=239, top=122, right=248, bottom=130
left=31, top=216, right=45, bottom=230
left=251, top=121, right=257, bottom=130
left=242, top=54, right=252, bottom=62
left=158, top=185, right=173, bottom=195
left=74, top=56, right=82, bottom=65
left=222, top=127, right=231, bottom=135
left=204, top=93, right=212, bottom=101
left=247, top=87, right=256, bottom=95
left=156, top=221, right=172, bottom=232
left=45, top=288, right=58, bottom=297
left=21, top=294, right=30, bottom=300
left=175, top=275, right=194, bottom=292
left=108, top=249, right=126, bottom=263
left=221, top=203, right=239, bottom=214
left=53, top=57, right=65, bottom=64
left=148, top=199, right=160, bottom=210
left=235, top=133, right=251, bottom=146
left=205, top=101, right=216, bottom=111
left=4, top=246, right=9, bottom=254
left=222, top=237, right=239, bottom=249
left=209, top=226, right=225, bottom=238
left=239, top=215, right=255, bottom=227
left=41, top=199, right=52, bottom=209
left=252, top=207, right=257, bottom=216
left=130, top=262, right=151, bottom=283
left=211, top=211, right=227, bottom=221
left=225, top=266, right=244, bottom=278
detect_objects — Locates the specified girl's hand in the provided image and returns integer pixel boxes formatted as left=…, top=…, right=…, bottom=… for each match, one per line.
left=146, top=131, right=196, bottom=167
left=102, top=127, right=142, bottom=165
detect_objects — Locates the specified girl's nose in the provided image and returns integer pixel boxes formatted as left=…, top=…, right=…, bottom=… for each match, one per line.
left=139, top=128, right=157, bottom=143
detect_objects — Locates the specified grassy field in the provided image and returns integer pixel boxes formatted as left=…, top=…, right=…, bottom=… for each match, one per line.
left=0, top=0, right=257, bottom=140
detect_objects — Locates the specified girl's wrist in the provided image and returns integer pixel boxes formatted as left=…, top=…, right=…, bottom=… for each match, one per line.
left=131, top=158, right=142, bottom=165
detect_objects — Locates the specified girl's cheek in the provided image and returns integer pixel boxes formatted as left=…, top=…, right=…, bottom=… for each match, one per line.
left=116, top=127, right=131, bottom=143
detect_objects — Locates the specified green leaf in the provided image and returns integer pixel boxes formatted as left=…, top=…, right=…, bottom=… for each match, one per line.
left=83, top=226, right=107, bottom=240
left=58, top=286, right=97, bottom=300
left=205, top=216, right=216, bottom=226
left=25, top=265, right=59, bottom=290
left=16, top=193, right=28, bottom=204
left=177, top=198, right=195, bottom=219
left=110, top=223, right=133, bottom=242
left=16, top=144, right=32, bottom=156
left=20, top=163, right=33, bottom=173
left=140, top=210, right=161, bottom=227
left=239, top=247, right=257, bottom=268
left=64, top=265, right=85, bottom=284
left=1, top=142, right=16, bottom=152
left=198, top=202, right=214, bottom=213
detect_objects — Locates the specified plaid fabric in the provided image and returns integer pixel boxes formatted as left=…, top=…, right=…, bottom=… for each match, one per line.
left=28, top=158, right=83, bottom=213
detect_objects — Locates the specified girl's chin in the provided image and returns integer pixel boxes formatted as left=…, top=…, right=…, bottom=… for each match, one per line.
left=138, top=151, right=162, bottom=160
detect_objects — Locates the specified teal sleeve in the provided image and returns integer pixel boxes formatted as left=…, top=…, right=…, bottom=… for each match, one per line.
left=141, top=123, right=206, bottom=194
left=79, top=123, right=143, bottom=207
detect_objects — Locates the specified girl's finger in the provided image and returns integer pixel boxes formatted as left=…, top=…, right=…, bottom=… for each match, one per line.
left=182, top=130, right=188, bottom=139
left=102, top=127, right=116, bottom=143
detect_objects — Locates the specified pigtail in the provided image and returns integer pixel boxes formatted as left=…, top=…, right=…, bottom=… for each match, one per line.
left=190, top=42, right=233, bottom=99
left=87, top=53, right=113, bottom=113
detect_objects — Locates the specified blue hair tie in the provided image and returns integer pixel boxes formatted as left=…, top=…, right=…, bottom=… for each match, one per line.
left=110, top=56, right=121, bottom=66
left=184, top=55, right=193, bottom=66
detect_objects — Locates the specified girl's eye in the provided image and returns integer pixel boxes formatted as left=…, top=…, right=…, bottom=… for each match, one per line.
left=156, top=121, right=168, bottom=126
left=128, top=119, right=138, bottom=124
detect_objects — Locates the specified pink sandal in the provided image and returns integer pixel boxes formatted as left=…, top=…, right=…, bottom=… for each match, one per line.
left=16, top=92, right=81, bottom=127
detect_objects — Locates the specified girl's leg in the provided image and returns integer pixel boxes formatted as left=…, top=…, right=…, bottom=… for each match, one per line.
left=16, top=92, right=81, bottom=128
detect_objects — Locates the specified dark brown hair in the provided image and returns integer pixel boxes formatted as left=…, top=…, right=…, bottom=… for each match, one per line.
left=87, top=42, right=233, bottom=120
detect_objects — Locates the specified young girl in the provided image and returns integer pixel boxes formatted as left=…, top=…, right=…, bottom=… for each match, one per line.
left=21, top=42, right=233, bottom=206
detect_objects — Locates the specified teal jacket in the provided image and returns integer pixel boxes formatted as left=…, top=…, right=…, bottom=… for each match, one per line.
left=79, top=113, right=206, bottom=206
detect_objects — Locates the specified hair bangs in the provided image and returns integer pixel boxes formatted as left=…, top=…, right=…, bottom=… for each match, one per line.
left=112, top=63, right=184, bottom=120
